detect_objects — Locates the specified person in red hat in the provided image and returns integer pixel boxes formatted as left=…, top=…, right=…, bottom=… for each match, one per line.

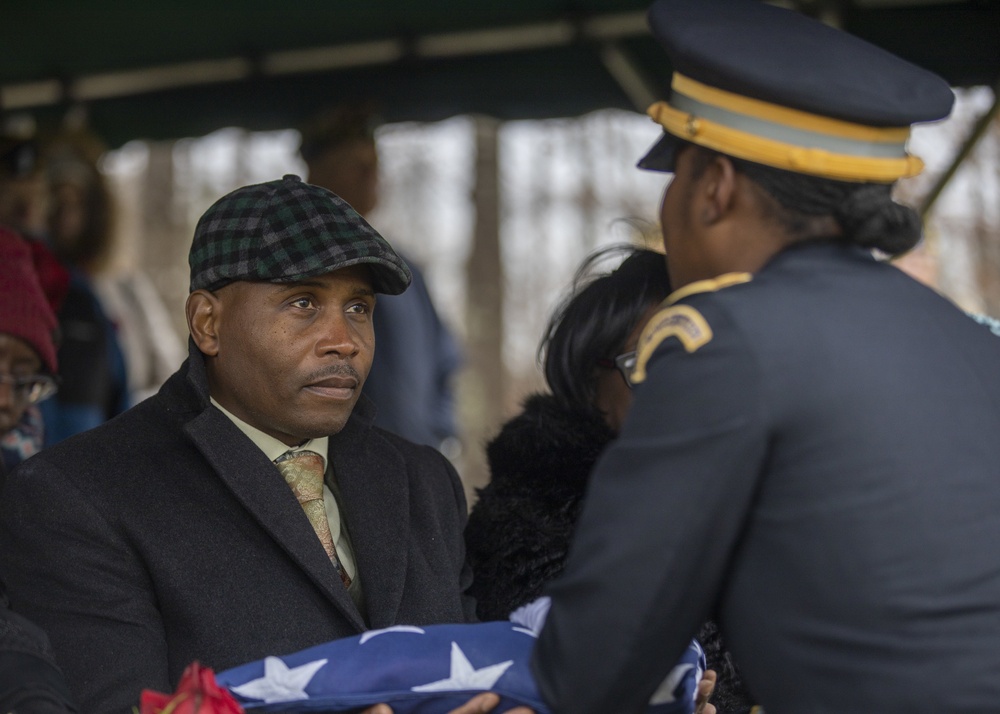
left=0, top=225, right=76, bottom=713
left=0, top=226, right=65, bottom=474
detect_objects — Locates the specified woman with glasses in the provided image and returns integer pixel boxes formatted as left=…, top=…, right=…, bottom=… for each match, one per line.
left=466, top=244, right=671, bottom=620
left=0, top=227, right=62, bottom=477
left=465, top=244, right=752, bottom=714
left=0, top=226, right=76, bottom=713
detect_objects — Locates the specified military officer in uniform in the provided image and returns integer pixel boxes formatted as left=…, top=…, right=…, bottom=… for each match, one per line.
left=531, top=1, right=1000, bottom=713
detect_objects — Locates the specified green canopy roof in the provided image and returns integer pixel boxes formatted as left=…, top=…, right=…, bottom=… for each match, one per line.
left=3, top=0, right=998, bottom=147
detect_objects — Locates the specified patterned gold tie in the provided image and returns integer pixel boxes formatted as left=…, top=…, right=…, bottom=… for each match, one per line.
left=275, top=450, right=352, bottom=588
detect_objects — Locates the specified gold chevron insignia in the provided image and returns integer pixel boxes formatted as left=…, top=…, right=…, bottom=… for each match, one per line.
left=666, top=272, right=752, bottom=306
left=631, top=304, right=713, bottom=384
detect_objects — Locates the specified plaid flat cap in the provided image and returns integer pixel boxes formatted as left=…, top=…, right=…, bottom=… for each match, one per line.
left=189, top=174, right=411, bottom=294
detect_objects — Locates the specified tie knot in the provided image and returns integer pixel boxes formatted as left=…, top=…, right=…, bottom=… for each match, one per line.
left=275, top=450, right=326, bottom=503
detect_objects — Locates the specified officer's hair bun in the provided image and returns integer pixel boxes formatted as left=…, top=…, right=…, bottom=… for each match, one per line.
left=834, top=185, right=922, bottom=257
left=730, top=156, right=921, bottom=257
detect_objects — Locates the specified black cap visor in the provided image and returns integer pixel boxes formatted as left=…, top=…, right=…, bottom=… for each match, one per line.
left=637, top=131, right=680, bottom=173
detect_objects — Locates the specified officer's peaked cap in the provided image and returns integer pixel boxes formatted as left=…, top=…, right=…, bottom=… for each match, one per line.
left=637, top=0, right=955, bottom=183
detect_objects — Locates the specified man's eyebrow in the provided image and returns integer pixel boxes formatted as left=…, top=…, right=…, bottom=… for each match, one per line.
left=338, top=283, right=376, bottom=298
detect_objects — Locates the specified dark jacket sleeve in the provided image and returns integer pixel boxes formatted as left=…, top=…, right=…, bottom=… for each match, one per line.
left=531, top=297, right=769, bottom=714
left=0, top=587, right=77, bottom=713
left=0, top=456, right=168, bottom=714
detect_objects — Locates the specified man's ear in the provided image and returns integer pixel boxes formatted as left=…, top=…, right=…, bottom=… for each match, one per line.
left=698, top=155, right=738, bottom=225
left=186, top=289, right=222, bottom=357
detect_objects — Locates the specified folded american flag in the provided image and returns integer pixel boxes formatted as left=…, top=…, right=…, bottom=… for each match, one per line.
left=216, top=599, right=705, bottom=713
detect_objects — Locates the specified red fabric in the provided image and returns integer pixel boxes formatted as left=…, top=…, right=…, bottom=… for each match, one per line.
left=0, top=226, right=59, bottom=373
left=140, top=662, right=244, bottom=714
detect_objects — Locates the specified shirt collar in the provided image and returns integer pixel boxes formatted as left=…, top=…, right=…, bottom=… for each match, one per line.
left=210, top=397, right=329, bottom=469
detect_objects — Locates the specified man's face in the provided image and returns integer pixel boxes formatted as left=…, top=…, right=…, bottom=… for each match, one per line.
left=306, top=139, right=379, bottom=217
left=0, top=333, right=43, bottom=435
left=205, top=265, right=376, bottom=446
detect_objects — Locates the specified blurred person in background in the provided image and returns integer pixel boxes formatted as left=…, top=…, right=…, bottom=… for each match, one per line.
left=45, top=128, right=184, bottom=408
left=0, top=232, right=68, bottom=473
left=3, top=125, right=130, bottom=445
left=29, top=127, right=129, bottom=444
left=465, top=245, right=747, bottom=713
left=0, top=226, right=76, bottom=713
left=300, top=105, right=462, bottom=453
left=0, top=131, right=74, bottom=460
left=0, top=131, right=48, bottom=238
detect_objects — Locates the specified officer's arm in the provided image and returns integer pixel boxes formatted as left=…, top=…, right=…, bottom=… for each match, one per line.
left=532, top=298, right=767, bottom=714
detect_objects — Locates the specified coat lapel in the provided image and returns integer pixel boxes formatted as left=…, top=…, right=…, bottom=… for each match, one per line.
left=331, top=399, right=409, bottom=630
left=177, top=349, right=366, bottom=632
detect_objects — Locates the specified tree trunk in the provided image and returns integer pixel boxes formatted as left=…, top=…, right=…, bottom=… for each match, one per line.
left=140, top=140, right=188, bottom=341
left=458, top=116, right=506, bottom=503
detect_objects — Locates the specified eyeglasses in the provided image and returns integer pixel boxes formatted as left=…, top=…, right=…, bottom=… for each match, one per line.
left=595, top=350, right=638, bottom=389
left=0, top=374, right=59, bottom=405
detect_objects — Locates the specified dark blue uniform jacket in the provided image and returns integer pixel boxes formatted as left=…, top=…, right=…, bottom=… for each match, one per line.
left=534, top=240, right=1000, bottom=714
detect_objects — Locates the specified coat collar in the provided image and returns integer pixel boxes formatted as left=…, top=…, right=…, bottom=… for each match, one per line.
left=171, top=340, right=408, bottom=631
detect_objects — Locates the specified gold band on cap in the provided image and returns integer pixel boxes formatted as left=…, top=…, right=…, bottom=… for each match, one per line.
left=648, top=73, right=925, bottom=182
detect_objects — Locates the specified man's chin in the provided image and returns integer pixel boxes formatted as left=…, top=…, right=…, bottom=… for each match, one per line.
left=292, top=408, right=355, bottom=440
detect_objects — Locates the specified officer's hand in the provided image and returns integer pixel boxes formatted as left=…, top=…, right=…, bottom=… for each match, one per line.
left=696, top=668, right=718, bottom=714
left=360, top=693, right=535, bottom=713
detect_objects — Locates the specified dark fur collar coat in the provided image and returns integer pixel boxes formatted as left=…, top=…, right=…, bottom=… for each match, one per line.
left=466, top=393, right=614, bottom=622
left=465, top=393, right=754, bottom=714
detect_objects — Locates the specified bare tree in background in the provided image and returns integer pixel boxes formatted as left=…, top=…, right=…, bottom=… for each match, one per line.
left=140, top=141, right=189, bottom=341
left=895, top=88, right=1000, bottom=315
left=970, top=116, right=1000, bottom=316
left=461, top=116, right=506, bottom=495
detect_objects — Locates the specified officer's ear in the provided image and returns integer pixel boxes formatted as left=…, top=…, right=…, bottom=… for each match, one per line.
left=697, top=154, right=738, bottom=226
left=187, top=289, right=223, bottom=357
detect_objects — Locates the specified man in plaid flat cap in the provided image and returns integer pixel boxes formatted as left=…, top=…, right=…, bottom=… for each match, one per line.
left=0, top=175, right=499, bottom=714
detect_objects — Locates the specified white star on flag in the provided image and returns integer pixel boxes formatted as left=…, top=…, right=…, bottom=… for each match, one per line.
left=359, top=625, right=426, bottom=644
left=650, top=663, right=694, bottom=705
left=411, top=642, right=513, bottom=693
left=230, top=656, right=327, bottom=703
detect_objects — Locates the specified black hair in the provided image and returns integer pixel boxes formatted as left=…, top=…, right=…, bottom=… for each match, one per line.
left=687, top=143, right=922, bottom=257
left=540, top=244, right=671, bottom=415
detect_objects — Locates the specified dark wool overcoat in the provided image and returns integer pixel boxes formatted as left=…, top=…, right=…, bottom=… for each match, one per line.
left=0, top=344, right=474, bottom=714
left=534, top=242, right=1000, bottom=714
left=0, top=580, right=76, bottom=712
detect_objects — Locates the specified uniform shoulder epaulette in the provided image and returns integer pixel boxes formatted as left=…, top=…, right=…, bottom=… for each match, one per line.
left=631, top=272, right=752, bottom=384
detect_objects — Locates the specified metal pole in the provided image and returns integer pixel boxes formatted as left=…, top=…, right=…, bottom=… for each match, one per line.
left=921, top=84, right=1000, bottom=220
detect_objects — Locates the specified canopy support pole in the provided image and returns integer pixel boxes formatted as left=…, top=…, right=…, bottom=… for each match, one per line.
left=921, top=83, right=1000, bottom=220
left=598, top=43, right=662, bottom=113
